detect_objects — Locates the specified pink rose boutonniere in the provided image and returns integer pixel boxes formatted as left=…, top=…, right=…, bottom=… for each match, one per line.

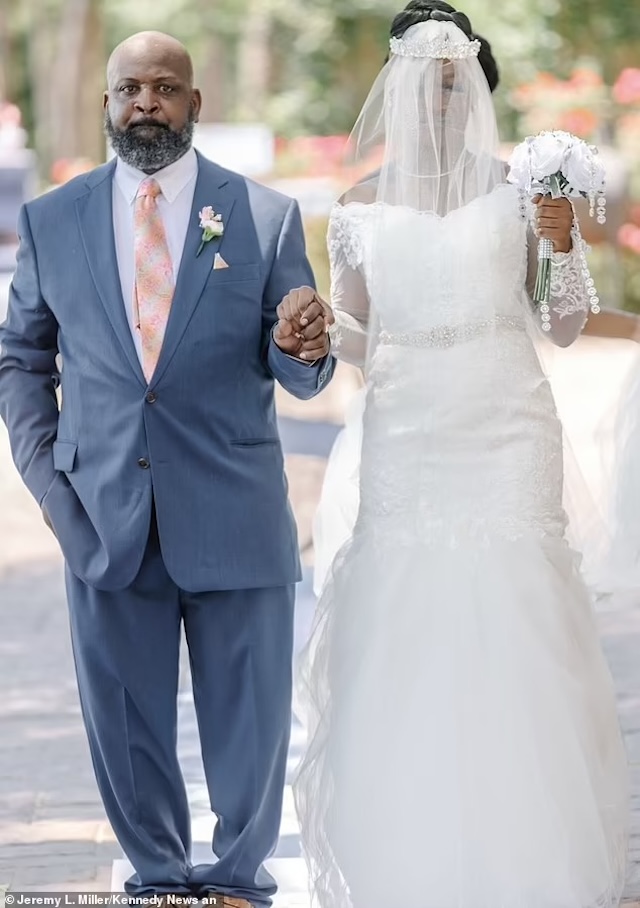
left=197, top=206, right=224, bottom=256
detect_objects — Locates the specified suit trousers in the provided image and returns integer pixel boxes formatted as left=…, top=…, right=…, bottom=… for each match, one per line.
left=65, top=507, right=295, bottom=906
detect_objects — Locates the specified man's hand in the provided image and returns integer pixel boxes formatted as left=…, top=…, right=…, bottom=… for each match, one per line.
left=533, top=194, right=573, bottom=254
left=273, top=286, right=335, bottom=361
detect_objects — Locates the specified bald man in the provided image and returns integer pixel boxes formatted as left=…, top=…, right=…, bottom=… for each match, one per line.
left=0, top=32, right=335, bottom=908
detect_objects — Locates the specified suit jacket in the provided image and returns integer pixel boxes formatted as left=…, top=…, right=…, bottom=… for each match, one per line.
left=0, top=152, right=335, bottom=591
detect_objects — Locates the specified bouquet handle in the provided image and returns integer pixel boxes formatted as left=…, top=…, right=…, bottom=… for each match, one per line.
left=533, top=235, right=555, bottom=307
left=533, top=176, right=563, bottom=307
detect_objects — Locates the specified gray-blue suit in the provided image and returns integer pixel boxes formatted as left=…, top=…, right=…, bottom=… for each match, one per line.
left=0, top=151, right=335, bottom=905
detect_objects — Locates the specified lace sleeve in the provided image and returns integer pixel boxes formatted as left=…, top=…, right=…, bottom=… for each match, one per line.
left=326, top=207, right=370, bottom=368
left=526, top=216, right=591, bottom=348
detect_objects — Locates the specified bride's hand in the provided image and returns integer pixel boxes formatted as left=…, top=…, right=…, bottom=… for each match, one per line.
left=533, top=194, right=573, bottom=254
left=274, top=287, right=335, bottom=361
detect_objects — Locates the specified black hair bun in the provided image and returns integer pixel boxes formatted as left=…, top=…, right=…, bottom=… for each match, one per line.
left=404, top=1, right=456, bottom=12
left=430, top=9, right=455, bottom=20
left=477, top=34, right=500, bottom=93
left=389, top=1, right=500, bottom=93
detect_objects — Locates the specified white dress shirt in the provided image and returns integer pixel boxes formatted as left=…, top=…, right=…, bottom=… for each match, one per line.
left=112, top=147, right=198, bottom=364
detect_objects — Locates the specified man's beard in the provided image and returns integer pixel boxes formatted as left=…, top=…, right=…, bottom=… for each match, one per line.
left=104, top=110, right=195, bottom=173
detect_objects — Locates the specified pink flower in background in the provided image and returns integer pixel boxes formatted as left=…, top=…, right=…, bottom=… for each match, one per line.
left=613, top=69, right=640, bottom=104
left=510, top=67, right=606, bottom=140
left=50, top=157, right=94, bottom=185
left=559, top=108, right=599, bottom=137
left=618, top=113, right=640, bottom=135
left=0, top=101, right=22, bottom=127
left=275, top=135, right=348, bottom=178
left=569, top=68, right=604, bottom=89
left=618, top=224, right=640, bottom=256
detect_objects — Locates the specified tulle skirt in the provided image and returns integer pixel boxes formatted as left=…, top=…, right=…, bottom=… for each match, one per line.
left=294, top=526, right=629, bottom=908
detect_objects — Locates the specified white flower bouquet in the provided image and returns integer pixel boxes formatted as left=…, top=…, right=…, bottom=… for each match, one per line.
left=507, top=130, right=606, bottom=308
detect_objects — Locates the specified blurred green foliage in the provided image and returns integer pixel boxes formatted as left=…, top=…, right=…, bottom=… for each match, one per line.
left=1, top=0, right=639, bottom=308
left=2, top=0, right=639, bottom=152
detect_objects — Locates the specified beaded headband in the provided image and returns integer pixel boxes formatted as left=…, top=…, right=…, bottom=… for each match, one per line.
left=389, top=33, right=481, bottom=60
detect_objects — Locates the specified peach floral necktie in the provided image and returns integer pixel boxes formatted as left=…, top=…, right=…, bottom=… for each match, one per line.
left=133, top=177, right=175, bottom=382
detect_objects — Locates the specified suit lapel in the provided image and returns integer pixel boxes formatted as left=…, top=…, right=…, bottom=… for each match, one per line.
left=75, top=162, right=147, bottom=387
left=149, top=155, right=237, bottom=388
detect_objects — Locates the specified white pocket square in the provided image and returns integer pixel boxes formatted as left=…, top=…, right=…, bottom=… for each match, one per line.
left=213, top=253, right=229, bottom=270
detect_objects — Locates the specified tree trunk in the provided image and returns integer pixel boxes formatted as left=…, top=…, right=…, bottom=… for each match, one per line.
left=78, top=0, right=106, bottom=164
left=0, top=0, right=23, bottom=105
left=48, top=0, right=105, bottom=167
left=197, top=32, right=227, bottom=124
left=236, top=0, right=271, bottom=121
left=26, top=0, right=57, bottom=179
left=0, top=0, right=9, bottom=101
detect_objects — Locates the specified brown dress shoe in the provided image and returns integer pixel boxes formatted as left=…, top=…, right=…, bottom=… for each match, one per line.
left=219, top=898, right=253, bottom=908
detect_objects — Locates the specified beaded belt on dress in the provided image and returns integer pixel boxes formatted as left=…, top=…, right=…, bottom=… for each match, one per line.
left=378, top=315, right=525, bottom=349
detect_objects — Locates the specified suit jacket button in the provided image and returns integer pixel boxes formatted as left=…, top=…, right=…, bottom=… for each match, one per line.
left=138, top=458, right=150, bottom=469
left=145, top=392, right=157, bottom=404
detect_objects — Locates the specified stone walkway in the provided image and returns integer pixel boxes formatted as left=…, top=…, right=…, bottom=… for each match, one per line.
left=1, top=269, right=640, bottom=903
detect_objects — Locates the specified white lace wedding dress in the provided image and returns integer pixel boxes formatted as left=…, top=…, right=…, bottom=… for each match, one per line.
left=294, top=183, right=629, bottom=908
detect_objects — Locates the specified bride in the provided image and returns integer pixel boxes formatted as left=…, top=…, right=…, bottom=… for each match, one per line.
left=292, top=3, right=630, bottom=908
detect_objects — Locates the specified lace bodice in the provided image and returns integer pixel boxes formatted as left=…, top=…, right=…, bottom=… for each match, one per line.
left=327, top=183, right=590, bottom=365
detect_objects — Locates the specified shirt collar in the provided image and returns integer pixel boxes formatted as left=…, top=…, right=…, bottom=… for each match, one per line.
left=114, top=146, right=198, bottom=205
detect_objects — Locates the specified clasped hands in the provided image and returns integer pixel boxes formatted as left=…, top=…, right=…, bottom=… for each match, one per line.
left=273, top=286, right=335, bottom=361
left=532, top=194, right=573, bottom=254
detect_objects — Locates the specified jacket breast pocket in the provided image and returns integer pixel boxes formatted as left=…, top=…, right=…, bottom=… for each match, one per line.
left=207, top=263, right=261, bottom=286
left=53, top=440, right=78, bottom=472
